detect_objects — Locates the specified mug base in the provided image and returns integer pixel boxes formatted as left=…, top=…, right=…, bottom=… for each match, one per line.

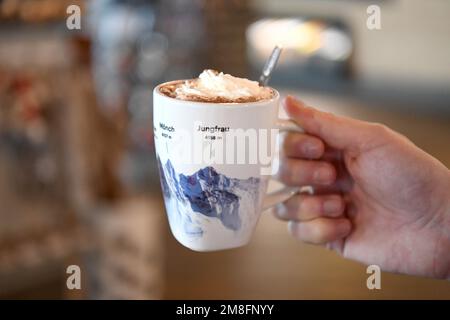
left=171, top=230, right=251, bottom=252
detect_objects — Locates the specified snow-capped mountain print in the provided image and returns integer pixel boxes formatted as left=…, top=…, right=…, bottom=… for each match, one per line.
left=156, top=156, right=261, bottom=236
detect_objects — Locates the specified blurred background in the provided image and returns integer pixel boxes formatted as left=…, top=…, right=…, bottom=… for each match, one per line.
left=0, top=0, right=449, bottom=299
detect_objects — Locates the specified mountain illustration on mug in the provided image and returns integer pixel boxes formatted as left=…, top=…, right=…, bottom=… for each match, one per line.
left=157, top=156, right=261, bottom=236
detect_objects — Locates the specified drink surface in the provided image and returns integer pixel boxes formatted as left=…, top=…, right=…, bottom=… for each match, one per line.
left=159, top=69, right=274, bottom=103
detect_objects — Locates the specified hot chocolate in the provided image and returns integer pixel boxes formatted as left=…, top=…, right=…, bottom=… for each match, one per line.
left=159, top=69, right=274, bottom=103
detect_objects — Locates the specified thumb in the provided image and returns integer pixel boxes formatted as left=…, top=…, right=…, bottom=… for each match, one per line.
left=283, top=96, right=379, bottom=152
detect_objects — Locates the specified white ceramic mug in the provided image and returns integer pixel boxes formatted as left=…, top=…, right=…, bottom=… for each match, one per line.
left=153, top=80, right=303, bottom=251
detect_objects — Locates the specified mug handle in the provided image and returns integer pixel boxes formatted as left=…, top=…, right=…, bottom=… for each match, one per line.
left=262, top=119, right=312, bottom=211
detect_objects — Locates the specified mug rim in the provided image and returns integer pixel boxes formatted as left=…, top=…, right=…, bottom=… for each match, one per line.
left=154, top=79, right=280, bottom=108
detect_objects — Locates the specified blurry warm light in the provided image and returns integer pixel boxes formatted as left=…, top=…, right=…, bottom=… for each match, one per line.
left=247, top=18, right=352, bottom=63
left=247, top=19, right=305, bottom=56
left=293, top=21, right=324, bottom=55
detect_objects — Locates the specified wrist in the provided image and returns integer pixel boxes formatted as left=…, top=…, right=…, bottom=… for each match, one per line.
left=439, top=171, right=450, bottom=280
left=442, top=211, right=450, bottom=280
left=429, top=169, right=450, bottom=280
left=444, top=224, right=450, bottom=281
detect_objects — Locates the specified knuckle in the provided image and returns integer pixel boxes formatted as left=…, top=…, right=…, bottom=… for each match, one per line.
left=370, top=123, right=392, bottom=137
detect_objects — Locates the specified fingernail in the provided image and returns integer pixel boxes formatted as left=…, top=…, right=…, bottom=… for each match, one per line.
left=284, top=95, right=300, bottom=108
left=274, top=203, right=287, bottom=218
left=285, top=95, right=295, bottom=103
left=313, top=166, right=334, bottom=185
left=303, top=142, right=321, bottom=158
left=323, top=198, right=341, bottom=215
left=287, top=220, right=298, bottom=235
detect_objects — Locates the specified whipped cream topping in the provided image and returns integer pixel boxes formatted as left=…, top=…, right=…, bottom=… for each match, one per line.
left=172, top=70, right=273, bottom=103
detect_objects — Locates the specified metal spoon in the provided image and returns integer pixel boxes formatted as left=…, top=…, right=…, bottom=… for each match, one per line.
left=258, top=45, right=283, bottom=87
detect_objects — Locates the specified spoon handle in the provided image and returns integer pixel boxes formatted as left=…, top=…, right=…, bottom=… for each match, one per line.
left=258, top=45, right=283, bottom=87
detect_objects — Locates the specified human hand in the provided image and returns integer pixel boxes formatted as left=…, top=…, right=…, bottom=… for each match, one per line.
left=275, top=96, right=450, bottom=279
